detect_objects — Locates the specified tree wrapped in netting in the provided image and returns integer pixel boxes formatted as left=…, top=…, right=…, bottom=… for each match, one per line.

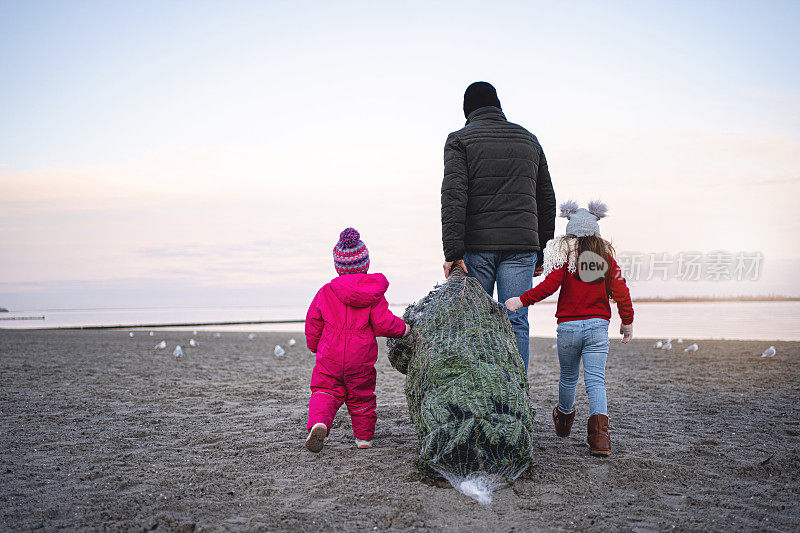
left=387, top=270, right=535, bottom=497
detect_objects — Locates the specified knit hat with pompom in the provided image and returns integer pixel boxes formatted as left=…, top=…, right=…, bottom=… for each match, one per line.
left=560, top=200, right=608, bottom=238
left=333, top=227, right=370, bottom=275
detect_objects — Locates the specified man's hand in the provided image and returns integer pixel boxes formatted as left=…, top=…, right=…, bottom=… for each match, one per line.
left=620, top=324, right=633, bottom=343
left=505, top=297, right=524, bottom=312
left=443, top=259, right=468, bottom=278
left=534, top=265, right=544, bottom=276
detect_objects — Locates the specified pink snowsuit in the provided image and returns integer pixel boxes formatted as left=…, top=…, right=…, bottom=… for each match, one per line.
left=305, top=273, right=407, bottom=441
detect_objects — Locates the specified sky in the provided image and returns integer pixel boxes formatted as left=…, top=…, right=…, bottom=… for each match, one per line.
left=1, top=0, right=799, bottom=310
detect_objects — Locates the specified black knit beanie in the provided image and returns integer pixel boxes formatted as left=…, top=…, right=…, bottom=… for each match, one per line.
left=463, top=81, right=501, bottom=118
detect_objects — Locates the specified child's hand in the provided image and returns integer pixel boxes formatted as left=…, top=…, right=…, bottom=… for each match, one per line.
left=404, top=324, right=412, bottom=337
left=505, top=297, right=524, bottom=312
left=620, top=324, right=633, bottom=343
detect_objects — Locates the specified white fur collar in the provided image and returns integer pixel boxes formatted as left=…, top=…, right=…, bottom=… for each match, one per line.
left=540, top=236, right=578, bottom=277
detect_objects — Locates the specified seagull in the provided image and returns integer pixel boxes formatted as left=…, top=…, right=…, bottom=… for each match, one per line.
left=661, top=342, right=673, bottom=350
left=213, top=332, right=221, bottom=338
left=684, top=343, right=698, bottom=353
left=173, top=345, right=183, bottom=358
left=149, top=331, right=154, bottom=336
left=154, top=340, right=167, bottom=350
left=129, top=332, right=135, bottom=337
left=274, top=345, right=285, bottom=357
left=677, top=339, right=683, bottom=344
left=192, top=330, right=198, bottom=335
left=248, top=333, right=256, bottom=340
left=761, top=346, right=776, bottom=358
left=288, top=338, right=296, bottom=347
left=189, top=339, right=198, bottom=347
left=654, top=341, right=663, bottom=349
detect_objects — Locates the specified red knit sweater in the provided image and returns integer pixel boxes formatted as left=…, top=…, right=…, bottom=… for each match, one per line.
left=520, top=256, right=634, bottom=325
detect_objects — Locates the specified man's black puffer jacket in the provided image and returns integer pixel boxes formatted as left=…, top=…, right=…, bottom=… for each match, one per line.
left=441, top=106, right=556, bottom=263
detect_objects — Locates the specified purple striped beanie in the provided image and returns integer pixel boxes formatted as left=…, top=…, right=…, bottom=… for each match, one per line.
left=333, top=227, right=370, bottom=275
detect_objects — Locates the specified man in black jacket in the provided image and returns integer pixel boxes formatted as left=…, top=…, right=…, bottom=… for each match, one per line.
left=441, top=81, right=556, bottom=370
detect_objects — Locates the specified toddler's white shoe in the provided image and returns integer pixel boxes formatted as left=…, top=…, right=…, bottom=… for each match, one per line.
left=305, top=423, right=327, bottom=453
left=355, top=438, right=372, bottom=449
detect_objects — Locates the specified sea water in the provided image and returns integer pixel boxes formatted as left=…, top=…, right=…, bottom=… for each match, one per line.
left=0, top=301, right=798, bottom=341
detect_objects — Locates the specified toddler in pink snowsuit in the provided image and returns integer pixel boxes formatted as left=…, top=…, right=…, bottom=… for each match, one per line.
left=304, top=227, right=408, bottom=453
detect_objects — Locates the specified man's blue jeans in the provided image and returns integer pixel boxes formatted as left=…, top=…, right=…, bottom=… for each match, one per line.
left=462, top=251, right=537, bottom=370
left=556, top=318, right=610, bottom=416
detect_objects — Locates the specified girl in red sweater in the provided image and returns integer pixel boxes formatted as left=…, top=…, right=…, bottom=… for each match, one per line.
left=505, top=201, right=633, bottom=456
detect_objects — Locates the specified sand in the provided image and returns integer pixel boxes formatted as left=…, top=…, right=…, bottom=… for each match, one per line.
left=0, top=330, right=798, bottom=531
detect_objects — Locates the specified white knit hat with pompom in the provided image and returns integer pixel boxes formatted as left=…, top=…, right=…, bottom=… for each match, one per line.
left=560, top=200, right=607, bottom=237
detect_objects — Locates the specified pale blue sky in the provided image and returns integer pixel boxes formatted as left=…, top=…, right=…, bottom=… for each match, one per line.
left=1, top=1, right=799, bottom=309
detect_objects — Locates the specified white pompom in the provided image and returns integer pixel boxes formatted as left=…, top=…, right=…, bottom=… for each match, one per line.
left=587, top=200, right=608, bottom=219
left=559, top=200, right=579, bottom=218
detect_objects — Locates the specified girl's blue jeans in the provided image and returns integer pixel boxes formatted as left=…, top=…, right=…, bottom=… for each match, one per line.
left=556, top=318, right=610, bottom=416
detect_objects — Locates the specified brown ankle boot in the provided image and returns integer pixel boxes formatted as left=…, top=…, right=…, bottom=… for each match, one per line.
left=552, top=405, right=575, bottom=437
left=587, top=414, right=611, bottom=456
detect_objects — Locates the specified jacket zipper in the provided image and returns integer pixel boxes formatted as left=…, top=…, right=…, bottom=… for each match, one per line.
left=342, top=305, right=347, bottom=377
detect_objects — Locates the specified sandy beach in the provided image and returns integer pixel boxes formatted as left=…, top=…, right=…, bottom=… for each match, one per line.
left=1, top=329, right=798, bottom=531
